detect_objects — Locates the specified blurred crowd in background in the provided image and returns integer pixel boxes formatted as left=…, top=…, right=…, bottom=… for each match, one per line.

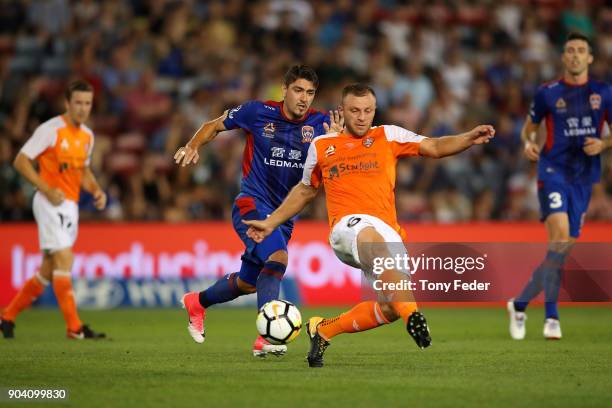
left=1, top=0, right=611, bottom=223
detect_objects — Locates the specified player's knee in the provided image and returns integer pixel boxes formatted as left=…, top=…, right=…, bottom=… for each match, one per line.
left=39, top=254, right=54, bottom=280
left=550, top=231, right=570, bottom=243
left=236, top=277, right=257, bottom=294
left=546, top=214, right=571, bottom=243
left=548, top=227, right=571, bottom=252
left=266, top=250, right=288, bottom=266
left=39, top=268, right=53, bottom=280
left=549, top=239, right=573, bottom=255
left=357, top=228, right=389, bottom=272
left=378, top=302, right=399, bottom=322
left=51, top=248, right=73, bottom=270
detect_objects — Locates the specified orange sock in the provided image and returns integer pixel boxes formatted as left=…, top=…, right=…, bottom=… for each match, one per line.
left=52, top=271, right=82, bottom=332
left=318, top=301, right=389, bottom=340
left=1, top=274, right=48, bottom=321
left=390, top=302, right=418, bottom=323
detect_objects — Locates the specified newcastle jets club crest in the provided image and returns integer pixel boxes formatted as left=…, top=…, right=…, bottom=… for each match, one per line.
left=263, top=123, right=276, bottom=138
left=590, top=94, right=601, bottom=110
left=302, top=125, right=315, bottom=143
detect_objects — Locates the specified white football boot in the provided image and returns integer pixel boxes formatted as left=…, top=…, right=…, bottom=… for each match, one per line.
left=543, top=318, right=562, bottom=340
left=507, top=299, right=527, bottom=340
left=252, top=335, right=287, bottom=358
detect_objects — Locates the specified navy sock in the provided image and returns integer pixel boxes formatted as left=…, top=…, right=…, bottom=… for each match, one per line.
left=199, top=272, right=243, bottom=308
left=544, top=302, right=559, bottom=320
left=515, top=267, right=545, bottom=312
left=543, top=252, right=566, bottom=319
left=256, top=261, right=286, bottom=309
left=515, top=250, right=566, bottom=312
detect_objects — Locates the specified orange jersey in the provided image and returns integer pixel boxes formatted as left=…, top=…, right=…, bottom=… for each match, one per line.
left=302, top=125, right=425, bottom=236
left=21, top=115, right=94, bottom=202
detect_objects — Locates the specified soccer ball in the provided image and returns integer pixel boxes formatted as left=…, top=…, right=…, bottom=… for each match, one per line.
left=256, top=300, right=302, bottom=345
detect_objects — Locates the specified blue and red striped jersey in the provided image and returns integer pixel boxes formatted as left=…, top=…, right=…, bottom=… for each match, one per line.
left=223, top=100, right=329, bottom=209
left=529, top=78, right=611, bottom=184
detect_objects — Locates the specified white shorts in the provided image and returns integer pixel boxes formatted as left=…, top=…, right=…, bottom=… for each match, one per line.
left=32, top=191, right=79, bottom=252
left=329, top=214, right=405, bottom=270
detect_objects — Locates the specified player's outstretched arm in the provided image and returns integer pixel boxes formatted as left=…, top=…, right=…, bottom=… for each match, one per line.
left=419, top=125, right=495, bottom=158
left=174, top=112, right=228, bottom=167
left=82, top=166, right=107, bottom=210
left=13, top=152, right=64, bottom=205
left=243, top=182, right=319, bottom=243
left=521, top=116, right=541, bottom=161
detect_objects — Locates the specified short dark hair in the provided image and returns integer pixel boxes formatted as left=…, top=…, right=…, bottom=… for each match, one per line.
left=565, top=32, right=593, bottom=52
left=341, top=83, right=376, bottom=100
left=283, top=65, right=319, bottom=88
left=65, top=79, right=94, bottom=101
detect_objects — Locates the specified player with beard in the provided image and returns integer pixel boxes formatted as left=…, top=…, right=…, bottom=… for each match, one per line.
left=244, top=83, right=495, bottom=367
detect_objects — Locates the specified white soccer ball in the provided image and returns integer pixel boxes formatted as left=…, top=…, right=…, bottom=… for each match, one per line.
left=256, top=300, right=302, bottom=345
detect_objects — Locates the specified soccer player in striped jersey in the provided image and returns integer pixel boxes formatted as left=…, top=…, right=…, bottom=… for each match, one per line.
left=244, top=84, right=495, bottom=367
left=175, top=65, right=342, bottom=357
left=0, top=80, right=106, bottom=340
left=507, top=33, right=612, bottom=340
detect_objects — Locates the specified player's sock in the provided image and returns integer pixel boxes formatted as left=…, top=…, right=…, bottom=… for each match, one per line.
left=390, top=301, right=418, bottom=323
left=317, top=301, right=389, bottom=340
left=514, top=251, right=551, bottom=312
left=514, top=250, right=566, bottom=312
left=256, top=261, right=286, bottom=309
left=52, top=270, right=82, bottom=332
left=544, top=302, right=559, bottom=319
left=514, top=265, right=544, bottom=312
left=1, top=273, right=49, bottom=321
left=543, top=252, right=566, bottom=319
left=198, top=272, right=244, bottom=308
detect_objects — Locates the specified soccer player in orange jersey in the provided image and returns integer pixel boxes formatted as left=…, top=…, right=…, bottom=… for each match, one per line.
left=245, top=84, right=495, bottom=367
left=0, top=80, right=107, bottom=339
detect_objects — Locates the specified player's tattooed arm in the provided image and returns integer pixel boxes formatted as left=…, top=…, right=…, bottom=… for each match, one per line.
left=81, top=167, right=107, bottom=210
left=419, top=125, right=495, bottom=158
left=174, top=111, right=229, bottom=167
left=243, top=183, right=319, bottom=243
left=13, top=152, right=64, bottom=205
left=521, top=116, right=542, bottom=161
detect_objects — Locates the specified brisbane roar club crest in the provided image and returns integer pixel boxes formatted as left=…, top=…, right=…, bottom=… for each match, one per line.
left=590, top=94, right=601, bottom=110
left=362, top=136, right=374, bottom=148
left=301, top=125, right=315, bottom=143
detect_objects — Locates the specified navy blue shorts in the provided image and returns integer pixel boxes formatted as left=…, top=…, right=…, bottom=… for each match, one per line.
left=538, top=180, right=592, bottom=238
left=231, top=195, right=293, bottom=285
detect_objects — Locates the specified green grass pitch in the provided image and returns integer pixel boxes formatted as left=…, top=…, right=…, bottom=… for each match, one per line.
left=1, top=306, right=611, bottom=408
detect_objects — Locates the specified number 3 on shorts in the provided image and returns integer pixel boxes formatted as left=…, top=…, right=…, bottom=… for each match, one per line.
left=548, top=192, right=562, bottom=209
